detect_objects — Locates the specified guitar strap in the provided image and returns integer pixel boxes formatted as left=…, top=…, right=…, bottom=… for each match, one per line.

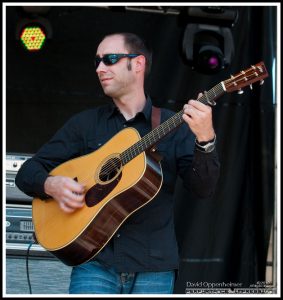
left=150, top=106, right=162, bottom=160
left=151, top=105, right=161, bottom=130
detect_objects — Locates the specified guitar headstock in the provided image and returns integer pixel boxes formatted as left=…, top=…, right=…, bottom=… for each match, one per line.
left=223, top=62, right=269, bottom=93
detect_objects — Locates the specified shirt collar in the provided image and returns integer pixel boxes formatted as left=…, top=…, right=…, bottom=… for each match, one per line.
left=106, top=95, right=152, bottom=122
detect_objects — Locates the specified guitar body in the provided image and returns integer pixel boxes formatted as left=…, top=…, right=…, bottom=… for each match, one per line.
left=32, top=127, right=163, bottom=266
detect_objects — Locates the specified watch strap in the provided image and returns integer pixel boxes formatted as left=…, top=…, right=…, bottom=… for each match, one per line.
left=195, top=135, right=216, bottom=153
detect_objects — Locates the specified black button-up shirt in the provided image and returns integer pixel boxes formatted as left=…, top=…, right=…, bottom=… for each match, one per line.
left=15, top=96, right=220, bottom=272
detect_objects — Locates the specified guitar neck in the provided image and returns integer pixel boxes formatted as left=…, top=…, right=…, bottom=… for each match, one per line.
left=121, top=82, right=225, bottom=165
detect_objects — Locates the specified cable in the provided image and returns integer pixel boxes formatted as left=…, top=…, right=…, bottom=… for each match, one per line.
left=26, top=241, right=35, bottom=294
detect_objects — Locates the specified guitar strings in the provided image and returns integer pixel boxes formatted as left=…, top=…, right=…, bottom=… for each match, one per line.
left=71, top=69, right=263, bottom=186
left=97, top=68, right=262, bottom=175
left=121, top=82, right=225, bottom=163
left=75, top=83, right=224, bottom=182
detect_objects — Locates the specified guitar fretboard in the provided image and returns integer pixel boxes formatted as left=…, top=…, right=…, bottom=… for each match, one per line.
left=120, top=82, right=225, bottom=165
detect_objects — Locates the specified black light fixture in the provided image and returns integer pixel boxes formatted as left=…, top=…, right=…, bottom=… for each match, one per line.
left=15, top=6, right=52, bottom=52
left=182, top=7, right=238, bottom=74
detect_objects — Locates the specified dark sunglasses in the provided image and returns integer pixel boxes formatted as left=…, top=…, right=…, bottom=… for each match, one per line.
left=95, top=53, right=140, bottom=68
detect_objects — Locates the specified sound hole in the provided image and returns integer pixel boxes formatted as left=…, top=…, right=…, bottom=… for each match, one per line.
left=99, top=156, right=122, bottom=183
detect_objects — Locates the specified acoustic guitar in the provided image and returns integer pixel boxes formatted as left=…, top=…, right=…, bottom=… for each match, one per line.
left=32, top=62, right=268, bottom=266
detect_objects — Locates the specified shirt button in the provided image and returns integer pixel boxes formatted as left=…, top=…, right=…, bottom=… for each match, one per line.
left=116, top=234, right=121, bottom=238
left=123, top=124, right=127, bottom=128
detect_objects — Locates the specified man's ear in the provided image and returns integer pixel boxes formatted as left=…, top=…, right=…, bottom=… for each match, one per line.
left=135, top=55, right=146, bottom=73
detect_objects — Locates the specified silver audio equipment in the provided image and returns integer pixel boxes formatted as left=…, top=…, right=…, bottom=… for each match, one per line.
left=6, top=153, right=33, bottom=203
left=6, top=204, right=39, bottom=250
left=5, top=204, right=72, bottom=294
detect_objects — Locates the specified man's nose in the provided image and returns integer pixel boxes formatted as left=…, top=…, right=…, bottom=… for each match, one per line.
left=96, top=61, right=108, bottom=73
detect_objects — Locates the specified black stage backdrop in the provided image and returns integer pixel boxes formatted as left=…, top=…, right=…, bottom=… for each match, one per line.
left=5, top=5, right=277, bottom=293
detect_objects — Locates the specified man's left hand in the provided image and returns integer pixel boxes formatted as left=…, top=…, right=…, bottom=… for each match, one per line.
left=182, top=93, right=215, bottom=142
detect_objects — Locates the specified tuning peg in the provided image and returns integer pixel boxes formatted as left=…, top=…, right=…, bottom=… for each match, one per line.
left=260, top=80, right=264, bottom=85
left=250, top=84, right=253, bottom=90
left=237, top=89, right=244, bottom=94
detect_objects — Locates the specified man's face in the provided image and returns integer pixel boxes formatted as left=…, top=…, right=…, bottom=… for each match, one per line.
left=96, top=35, right=135, bottom=98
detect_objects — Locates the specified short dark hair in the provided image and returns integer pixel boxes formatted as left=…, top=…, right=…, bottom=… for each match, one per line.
left=102, top=32, right=152, bottom=76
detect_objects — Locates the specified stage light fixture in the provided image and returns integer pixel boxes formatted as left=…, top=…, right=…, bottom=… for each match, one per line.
left=182, top=7, right=237, bottom=74
left=20, top=25, right=46, bottom=51
left=16, top=17, right=52, bottom=52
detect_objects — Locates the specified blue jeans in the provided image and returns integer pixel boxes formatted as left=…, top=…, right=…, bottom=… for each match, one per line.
left=69, top=260, right=175, bottom=294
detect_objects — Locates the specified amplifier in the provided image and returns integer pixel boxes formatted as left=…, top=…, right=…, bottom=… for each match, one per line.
left=5, top=203, right=48, bottom=257
left=6, top=153, right=33, bottom=172
left=5, top=204, right=72, bottom=294
left=6, top=153, right=33, bottom=204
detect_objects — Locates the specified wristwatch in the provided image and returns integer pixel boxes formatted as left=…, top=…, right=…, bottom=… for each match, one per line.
left=195, top=135, right=216, bottom=153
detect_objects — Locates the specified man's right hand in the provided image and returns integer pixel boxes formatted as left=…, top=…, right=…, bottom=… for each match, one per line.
left=44, top=176, right=85, bottom=213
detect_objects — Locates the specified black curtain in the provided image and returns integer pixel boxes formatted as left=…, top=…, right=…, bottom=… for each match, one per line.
left=173, top=6, right=276, bottom=292
left=5, top=5, right=277, bottom=293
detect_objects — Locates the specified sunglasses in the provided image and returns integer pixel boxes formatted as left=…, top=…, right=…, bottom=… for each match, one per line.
left=95, top=53, right=140, bottom=69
